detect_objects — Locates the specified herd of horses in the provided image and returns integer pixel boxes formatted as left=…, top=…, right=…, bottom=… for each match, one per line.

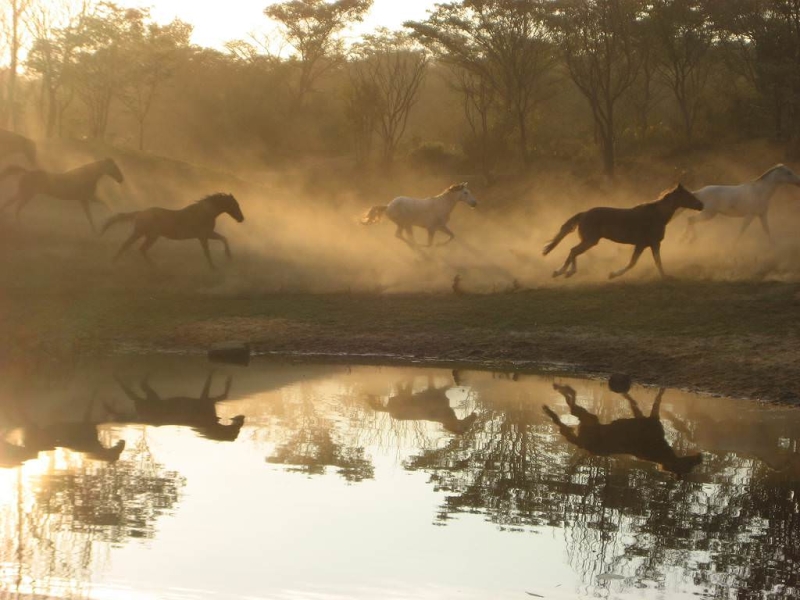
left=1, top=129, right=799, bottom=278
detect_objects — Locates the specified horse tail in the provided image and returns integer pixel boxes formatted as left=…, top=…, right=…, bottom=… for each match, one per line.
left=543, top=212, right=583, bottom=255
left=361, top=205, right=387, bottom=225
left=101, top=211, right=139, bottom=235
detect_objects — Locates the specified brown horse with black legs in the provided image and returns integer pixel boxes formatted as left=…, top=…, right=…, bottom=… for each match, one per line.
left=543, top=184, right=703, bottom=280
left=101, top=192, right=245, bottom=269
left=543, top=384, right=702, bottom=477
left=1, top=158, right=123, bottom=232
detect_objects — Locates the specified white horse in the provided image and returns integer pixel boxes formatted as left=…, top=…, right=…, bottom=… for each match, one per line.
left=361, top=182, right=478, bottom=246
left=683, top=164, right=800, bottom=241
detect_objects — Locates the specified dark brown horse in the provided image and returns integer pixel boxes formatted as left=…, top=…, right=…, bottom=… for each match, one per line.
left=0, top=128, right=36, bottom=167
left=543, top=184, right=703, bottom=279
left=108, top=373, right=245, bottom=442
left=543, top=384, right=702, bottom=477
left=1, top=158, right=124, bottom=232
left=101, top=192, right=244, bottom=269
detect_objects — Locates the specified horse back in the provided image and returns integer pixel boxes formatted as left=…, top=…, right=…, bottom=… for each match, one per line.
left=580, top=205, right=667, bottom=245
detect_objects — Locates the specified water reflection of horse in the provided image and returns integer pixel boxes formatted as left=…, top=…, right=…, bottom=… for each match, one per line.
left=108, top=373, right=245, bottom=442
left=101, top=192, right=245, bottom=269
left=367, top=373, right=477, bottom=435
left=683, top=164, right=800, bottom=242
left=361, top=183, right=478, bottom=246
left=544, top=184, right=703, bottom=279
left=0, top=158, right=124, bottom=232
left=543, top=384, right=702, bottom=477
left=0, top=397, right=125, bottom=468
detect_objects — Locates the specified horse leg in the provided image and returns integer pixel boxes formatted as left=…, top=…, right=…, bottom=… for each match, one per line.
left=113, top=231, right=143, bottom=262
left=426, top=228, right=436, bottom=247
left=542, top=405, right=579, bottom=445
left=622, top=393, right=645, bottom=419
left=394, top=224, right=404, bottom=240
left=80, top=200, right=97, bottom=233
left=139, top=236, right=158, bottom=267
left=651, top=243, right=669, bottom=279
left=758, top=213, right=773, bottom=242
left=650, top=388, right=666, bottom=418
left=437, top=225, right=456, bottom=246
left=736, top=216, right=754, bottom=240
left=405, top=227, right=415, bottom=243
left=555, top=239, right=596, bottom=278
left=208, top=232, right=231, bottom=259
left=609, top=245, right=645, bottom=279
left=199, top=238, right=215, bottom=269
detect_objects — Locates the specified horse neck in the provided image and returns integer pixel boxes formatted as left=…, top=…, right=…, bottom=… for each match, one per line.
left=434, top=192, right=459, bottom=216
left=752, top=174, right=784, bottom=201
left=655, top=197, right=682, bottom=221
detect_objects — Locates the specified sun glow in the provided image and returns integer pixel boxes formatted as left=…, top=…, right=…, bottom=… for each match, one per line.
left=112, top=0, right=437, bottom=50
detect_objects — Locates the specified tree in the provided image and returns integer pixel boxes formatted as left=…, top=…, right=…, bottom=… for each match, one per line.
left=650, top=0, right=713, bottom=143
left=26, top=0, right=93, bottom=137
left=407, top=0, right=558, bottom=165
left=348, top=30, right=428, bottom=166
left=118, top=16, right=192, bottom=150
left=264, top=0, right=373, bottom=108
left=551, top=0, right=642, bottom=177
left=1, top=0, right=33, bottom=130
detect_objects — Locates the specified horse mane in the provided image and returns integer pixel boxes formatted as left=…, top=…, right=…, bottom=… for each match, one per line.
left=196, top=192, right=233, bottom=205
left=756, top=164, right=786, bottom=180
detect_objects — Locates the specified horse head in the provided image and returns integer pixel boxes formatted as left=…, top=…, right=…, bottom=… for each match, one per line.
left=670, top=183, right=703, bottom=211
left=763, top=164, right=800, bottom=187
left=215, top=192, right=245, bottom=222
left=103, top=158, right=124, bottom=183
left=448, top=182, right=477, bottom=208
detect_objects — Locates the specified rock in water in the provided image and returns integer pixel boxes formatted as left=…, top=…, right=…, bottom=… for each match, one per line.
left=208, top=341, right=251, bottom=366
left=608, top=373, right=631, bottom=394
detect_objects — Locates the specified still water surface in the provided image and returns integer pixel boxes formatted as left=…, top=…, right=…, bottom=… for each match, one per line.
left=0, top=358, right=798, bottom=600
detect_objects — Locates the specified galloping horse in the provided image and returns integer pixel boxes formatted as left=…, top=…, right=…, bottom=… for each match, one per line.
left=361, top=182, right=478, bottom=246
left=0, top=129, right=36, bottom=167
left=544, top=184, right=703, bottom=279
left=101, top=192, right=244, bottom=268
left=543, top=384, right=702, bottom=477
left=1, top=158, right=124, bottom=232
left=683, top=164, right=800, bottom=241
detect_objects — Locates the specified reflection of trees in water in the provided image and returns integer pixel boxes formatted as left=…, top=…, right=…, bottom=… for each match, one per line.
left=0, top=431, right=185, bottom=598
left=264, top=384, right=374, bottom=482
left=404, top=388, right=800, bottom=599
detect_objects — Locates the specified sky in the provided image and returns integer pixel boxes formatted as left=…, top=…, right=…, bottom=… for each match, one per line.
left=117, top=0, right=438, bottom=51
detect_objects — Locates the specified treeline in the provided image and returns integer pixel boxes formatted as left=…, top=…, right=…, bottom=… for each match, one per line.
left=1, top=0, right=799, bottom=178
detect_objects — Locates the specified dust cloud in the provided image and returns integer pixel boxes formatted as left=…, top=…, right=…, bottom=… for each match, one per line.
left=3, top=138, right=800, bottom=296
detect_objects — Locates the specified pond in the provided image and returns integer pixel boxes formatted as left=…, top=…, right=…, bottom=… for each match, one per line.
left=0, top=357, right=798, bottom=599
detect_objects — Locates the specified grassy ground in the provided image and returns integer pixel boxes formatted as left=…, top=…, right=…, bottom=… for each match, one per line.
left=2, top=267, right=798, bottom=403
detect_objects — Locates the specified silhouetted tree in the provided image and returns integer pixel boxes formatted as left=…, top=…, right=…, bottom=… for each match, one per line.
left=551, top=0, right=642, bottom=177
left=349, top=29, right=428, bottom=166
left=265, top=0, right=373, bottom=109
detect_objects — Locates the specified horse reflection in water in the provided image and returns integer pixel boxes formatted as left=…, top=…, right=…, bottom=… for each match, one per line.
left=543, top=384, right=702, bottom=477
left=367, top=372, right=477, bottom=435
left=109, top=372, right=245, bottom=442
left=0, top=397, right=125, bottom=468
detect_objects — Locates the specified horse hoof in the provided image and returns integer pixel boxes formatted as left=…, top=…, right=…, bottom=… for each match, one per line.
left=552, top=271, right=560, bottom=278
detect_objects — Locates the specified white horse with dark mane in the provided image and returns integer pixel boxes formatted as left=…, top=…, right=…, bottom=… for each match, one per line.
left=683, top=164, right=800, bottom=241
left=361, top=182, right=478, bottom=246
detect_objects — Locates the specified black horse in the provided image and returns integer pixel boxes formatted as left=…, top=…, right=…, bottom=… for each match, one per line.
left=1, top=158, right=124, bottom=232
left=101, top=192, right=245, bottom=269
left=108, top=373, right=245, bottom=442
left=0, top=128, right=36, bottom=167
left=542, top=384, right=702, bottom=477
left=544, top=184, right=703, bottom=279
